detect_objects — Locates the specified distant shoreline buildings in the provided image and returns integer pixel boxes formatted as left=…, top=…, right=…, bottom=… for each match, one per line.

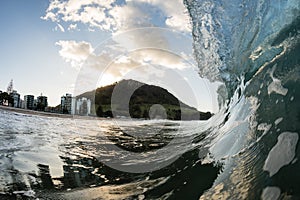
left=0, top=80, right=92, bottom=116
left=61, top=93, right=91, bottom=116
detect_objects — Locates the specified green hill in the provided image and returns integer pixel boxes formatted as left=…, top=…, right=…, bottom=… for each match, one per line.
left=78, top=79, right=212, bottom=120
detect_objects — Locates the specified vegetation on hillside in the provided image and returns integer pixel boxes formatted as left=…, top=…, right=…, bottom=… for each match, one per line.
left=78, top=79, right=212, bottom=120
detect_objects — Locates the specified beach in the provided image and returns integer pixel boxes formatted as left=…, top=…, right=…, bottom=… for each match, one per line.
left=0, top=105, right=73, bottom=118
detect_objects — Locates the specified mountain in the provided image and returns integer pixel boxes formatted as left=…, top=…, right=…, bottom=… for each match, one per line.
left=78, top=79, right=212, bottom=120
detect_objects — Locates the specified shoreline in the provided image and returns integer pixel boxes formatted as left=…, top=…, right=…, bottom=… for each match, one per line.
left=0, top=105, right=74, bottom=119
left=0, top=106, right=203, bottom=122
left=0, top=105, right=113, bottom=121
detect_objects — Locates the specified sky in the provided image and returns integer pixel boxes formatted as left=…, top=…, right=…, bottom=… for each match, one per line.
left=0, top=0, right=220, bottom=112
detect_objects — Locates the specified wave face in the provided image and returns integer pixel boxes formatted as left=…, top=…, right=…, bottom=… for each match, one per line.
left=185, top=0, right=300, bottom=198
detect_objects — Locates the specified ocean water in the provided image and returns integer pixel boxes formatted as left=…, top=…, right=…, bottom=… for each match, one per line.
left=0, top=110, right=221, bottom=199
left=1, top=0, right=299, bottom=199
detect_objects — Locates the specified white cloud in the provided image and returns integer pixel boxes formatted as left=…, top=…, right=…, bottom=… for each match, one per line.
left=55, top=40, right=94, bottom=69
left=42, top=0, right=115, bottom=30
left=46, top=0, right=194, bottom=88
left=55, top=38, right=191, bottom=77
left=134, top=0, right=191, bottom=32
left=42, top=0, right=191, bottom=33
left=41, top=11, right=57, bottom=21
left=128, top=49, right=188, bottom=69
left=68, top=23, right=78, bottom=31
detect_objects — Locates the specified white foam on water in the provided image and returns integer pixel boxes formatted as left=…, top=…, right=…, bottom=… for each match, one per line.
left=268, top=81, right=288, bottom=96
left=13, top=190, right=35, bottom=197
left=267, top=66, right=288, bottom=96
left=263, top=132, right=298, bottom=176
left=274, top=117, right=283, bottom=126
left=261, top=186, right=281, bottom=200
left=290, top=96, right=294, bottom=101
left=257, top=123, right=272, bottom=137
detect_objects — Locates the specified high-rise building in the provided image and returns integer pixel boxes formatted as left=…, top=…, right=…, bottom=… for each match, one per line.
left=75, top=97, right=91, bottom=116
left=37, top=95, right=48, bottom=111
left=61, top=93, right=73, bottom=114
left=24, top=95, right=34, bottom=110
left=11, top=90, right=20, bottom=108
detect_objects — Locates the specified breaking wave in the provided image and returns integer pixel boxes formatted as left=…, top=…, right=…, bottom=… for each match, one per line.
left=185, top=0, right=300, bottom=198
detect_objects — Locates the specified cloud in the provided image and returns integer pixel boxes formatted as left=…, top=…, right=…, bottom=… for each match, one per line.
left=55, top=40, right=94, bottom=69
left=68, top=23, right=78, bottom=31
left=127, top=49, right=188, bottom=70
left=55, top=39, right=191, bottom=75
left=54, top=40, right=132, bottom=77
left=44, top=0, right=193, bottom=70
left=46, top=0, right=194, bottom=91
left=42, top=0, right=115, bottom=30
left=42, top=0, right=191, bottom=33
left=134, top=0, right=191, bottom=32
left=41, top=11, right=57, bottom=22
left=55, top=38, right=196, bottom=98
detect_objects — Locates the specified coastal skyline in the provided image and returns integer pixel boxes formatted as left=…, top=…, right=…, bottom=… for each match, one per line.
left=0, top=0, right=220, bottom=112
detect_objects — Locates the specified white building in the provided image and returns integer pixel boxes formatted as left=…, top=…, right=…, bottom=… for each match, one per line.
left=71, top=98, right=76, bottom=115
left=75, top=97, right=91, bottom=116
left=60, top=94, right=92, bottom=116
